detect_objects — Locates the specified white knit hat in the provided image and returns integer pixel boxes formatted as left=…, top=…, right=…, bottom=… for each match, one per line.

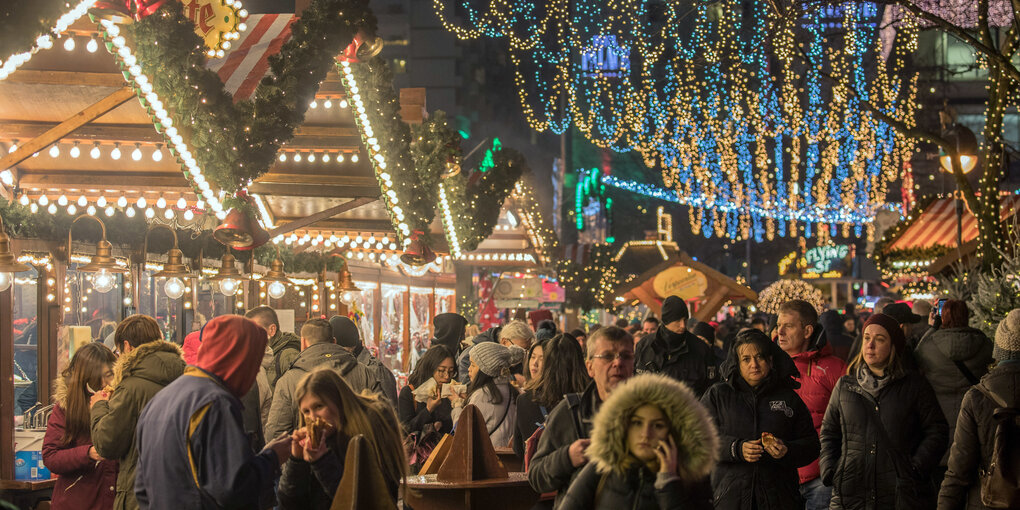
left=470, top=342, right=525, bottom=382
left=994, top=309, right=1020, bottom=362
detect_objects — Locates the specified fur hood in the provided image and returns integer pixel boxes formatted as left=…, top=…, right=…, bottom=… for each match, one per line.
left=52, top=375, right=72, bottom=408
left=586, top=373, right=719, bottom=480
left=111, top=340, right=184, bottom=388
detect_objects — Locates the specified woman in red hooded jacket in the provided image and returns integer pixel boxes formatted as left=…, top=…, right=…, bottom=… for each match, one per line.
left=42, top=342, right=119, bottom=510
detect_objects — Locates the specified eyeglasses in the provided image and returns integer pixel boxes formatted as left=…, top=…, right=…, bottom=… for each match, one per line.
left=435, top=367, right=457, bottom=375
left=590, top=352, right=635, bottom=362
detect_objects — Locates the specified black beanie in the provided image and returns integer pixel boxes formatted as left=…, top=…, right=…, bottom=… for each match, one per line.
left=692, top=321, right=716, bottom=342
left=661, top=296, right=689, bottom=324
left=329, top=315, right=361, bottom=348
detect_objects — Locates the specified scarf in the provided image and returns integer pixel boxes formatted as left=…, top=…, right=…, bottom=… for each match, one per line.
left=855, top=363, right=891, bottom=398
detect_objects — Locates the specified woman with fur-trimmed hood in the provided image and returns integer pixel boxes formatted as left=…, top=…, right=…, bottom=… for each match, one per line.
left=558, top=373, right=719, bottom=510
left=700, top=328, right=820, bottom=510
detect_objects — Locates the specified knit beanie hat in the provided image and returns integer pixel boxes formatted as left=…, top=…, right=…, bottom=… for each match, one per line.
left=994, top=309, right=1020, bottom=362
left=329, top=315, right=361, bottom=349
left=692, top=321, right=716, bottom=342
left=662, top=296, right=689, bottom=324
left=862, top=313, right=906, bottom=354
left=470, top=342, right=525, bottom=382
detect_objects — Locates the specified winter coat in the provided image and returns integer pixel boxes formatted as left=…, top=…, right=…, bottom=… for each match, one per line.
left=635, top=326, right=719, bottom=397
left=134, top=368, right=279, bottom=509
left=452, top=383, right=517, bottom=448
left=90, top=340, right=185, bottom=510
left=820, top=369, right=949, bottom=510
left=43, top=381, right=119, bottom=510
left=789, top=338, right=847, bottom=484
left=354, top=344, right=398, bottom=405
left=559, top=373, right=717, bottom=510
left=820, top=310, right=855, bottom=362
left=397, top=383, right=454, bottom=437
left=277, top=445, right=346, bottom=510
left=267, top=330, right=301, bottom=389
left=938, top=361, right=1020, bottom=510
left=700, top=341, right=820, bottom=510
left=266, top=342, right=381, bottom=439
left=512, top=390, right=548, bottom=458
left=915, top=327, right=994, bottom=464
left=528, top=381, right=601, bottom=509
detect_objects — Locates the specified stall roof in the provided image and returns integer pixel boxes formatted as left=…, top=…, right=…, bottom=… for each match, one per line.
left=885, top=195, right=1020, bottom=252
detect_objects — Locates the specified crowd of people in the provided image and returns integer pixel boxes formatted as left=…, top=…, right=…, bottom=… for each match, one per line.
left=30, top=294, right=1020, bottom=510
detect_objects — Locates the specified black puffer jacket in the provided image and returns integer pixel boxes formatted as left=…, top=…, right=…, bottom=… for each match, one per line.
left=700, top=340, right=820, bottom=510
left=635, top=326, right=719, bottom=397
left=915, top=327, right=993, bottom=464
left=820, top=367, right=949, bottom=509
left=938, top=361, right=1020, bottom=510
left=527, top=381, right=601, bottom=509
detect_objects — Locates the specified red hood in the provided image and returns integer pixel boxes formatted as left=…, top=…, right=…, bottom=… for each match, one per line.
left=195, top=315, right=268, bottom=398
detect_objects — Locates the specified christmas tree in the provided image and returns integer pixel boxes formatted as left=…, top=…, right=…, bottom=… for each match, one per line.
left=969, top=221, right=1020, bottom=337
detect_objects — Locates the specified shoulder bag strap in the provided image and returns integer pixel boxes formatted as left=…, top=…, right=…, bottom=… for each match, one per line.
left=974, top=383, right=1009, bottom=408
left=953, top=360, right=980, bottom=386
left=489, top=386, right=513, bottom=435
left=564, top=392, right=585, bottom=438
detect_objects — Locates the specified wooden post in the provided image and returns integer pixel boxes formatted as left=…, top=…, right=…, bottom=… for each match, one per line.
left=1, top=283, right=14, bottom=480
left=373, top=277, right=382, bottom=348
left=402, top=289, right=411, bottom=372
left=36, top=262, right=62, bottom=407
left=428, top=289, right=436, bottom=338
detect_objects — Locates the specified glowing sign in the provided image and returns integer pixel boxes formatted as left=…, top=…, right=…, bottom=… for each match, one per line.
left=804, top=245, right=851, bottom=274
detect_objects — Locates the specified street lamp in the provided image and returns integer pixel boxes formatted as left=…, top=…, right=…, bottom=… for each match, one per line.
left=68, top=215, right=129, bottom=293
left=939, top=123, right=978, bottom=174
left=0, top=217, right=31, bottom=292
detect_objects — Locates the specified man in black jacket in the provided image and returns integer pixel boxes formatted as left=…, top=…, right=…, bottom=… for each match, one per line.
left=634, top=296, right=719, bottom=397
left=527, top=326, right=634, bottom=509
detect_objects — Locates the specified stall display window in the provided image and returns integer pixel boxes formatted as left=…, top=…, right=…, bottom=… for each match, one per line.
left=60, top=267, right=127, bottom=372
left=435, top=288, right=455, bottom=315
left=380, top=284, right=405, bottom=371
left=409, top=287, right=432, bottom=369
left=136, top=270, right=191, bottom=344
left=349, top=281, right=376, bottom=354
left=12, top=268, right=39, bottom=418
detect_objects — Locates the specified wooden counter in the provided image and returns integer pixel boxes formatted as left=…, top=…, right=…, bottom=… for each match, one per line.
left=403, top=472, right=539, bottom=510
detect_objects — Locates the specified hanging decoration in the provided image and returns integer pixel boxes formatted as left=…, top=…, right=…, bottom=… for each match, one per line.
left=433, top=0, right=920, bottom=240
left=756, top=279, right=826, bottom=315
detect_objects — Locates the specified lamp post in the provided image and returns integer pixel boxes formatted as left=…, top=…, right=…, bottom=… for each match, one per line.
left=938, top=123, right=979, bottom=248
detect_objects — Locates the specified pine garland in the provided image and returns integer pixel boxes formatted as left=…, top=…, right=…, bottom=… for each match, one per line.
left=0, top=0, right=68, bottom=60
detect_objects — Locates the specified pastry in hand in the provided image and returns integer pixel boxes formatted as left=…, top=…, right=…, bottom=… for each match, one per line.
left=307, top=417, right=328, bottom=447
left=761, top=431, right=779, bottom=449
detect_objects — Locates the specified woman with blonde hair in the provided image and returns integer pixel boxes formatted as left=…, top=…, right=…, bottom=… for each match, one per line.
left=42, top=342, right=119, bottom=510
left=277, top=368, right=407, bottom=509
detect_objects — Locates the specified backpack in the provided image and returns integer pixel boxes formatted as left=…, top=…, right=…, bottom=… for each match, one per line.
left=974, top=384, right=1020, bottom=508
left=523, top=404, right=549, bottom=472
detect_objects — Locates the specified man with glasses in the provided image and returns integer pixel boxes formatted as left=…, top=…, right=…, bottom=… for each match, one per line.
left=528, top=326, right=635, bottom=509
left=635, top=296, right=719, bottom=397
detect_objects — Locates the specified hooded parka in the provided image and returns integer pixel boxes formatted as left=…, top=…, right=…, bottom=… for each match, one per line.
left=700, top=338, right=820, bottom=510
left=788, top=328, right=847, bottom=484
left=90, top=340, right=185, bottom=510
left=558, top=374, right=718, bottom=510
left=431, top=313, right=468, bottom=357
left=266, top=342, right=380, bottom=439
left=819, top=367, right=948, bottom=509
left=43, top=378, right=119, bottom=510
left=133, top=316, right=279, bottom=510
left=915, top=326, right=993, bottom=464
left=938, top=361, right=1020, bottom=510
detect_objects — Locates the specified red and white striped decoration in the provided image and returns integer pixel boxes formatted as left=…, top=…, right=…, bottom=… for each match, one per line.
left=205, top=14, right=296, bottom=101
left=889, top=195, right=1020, bottom=251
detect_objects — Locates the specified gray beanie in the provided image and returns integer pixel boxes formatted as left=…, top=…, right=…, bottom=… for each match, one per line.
left=470, top=342, right=525, bottom=382
left=994, top=309, right=1020, bottom=362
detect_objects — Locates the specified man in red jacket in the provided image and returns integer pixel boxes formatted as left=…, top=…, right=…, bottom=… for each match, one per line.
left=777, top=299, right=847, bottom=510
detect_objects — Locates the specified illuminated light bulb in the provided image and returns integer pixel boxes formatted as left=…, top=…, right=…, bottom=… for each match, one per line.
left=164, top=277, right=185, bottom=299
left=323, top=99, right=332, bottom=108
left=176, top=197, right=187, bottom=209
left=86, top=205, right=96, bottom=216
left=117, top=196, right=127, bottom=208
left=144, top=207, right=154, bottom=218
left=29, top=204, right=37, bottom=213
left=183, top=209, right=194, bottom=221
left=49, top=144, right=60, bottom=158
left=96, top=196, right=107, bottom=207
left=38, top=194, right=49, bottom=206
left=339, top=100, right=348, bottom=108
left=152, top=146, right=162, bottom=162
left=337, top=153, right=345, bottom=163
left=110, top=144, right=121, bottom=160
left=215, top=49, right=225, bottom=58
left=86, top=37, right=98, bottom=53
left=19, top=195, right=30, bottom=206
left=75, top=195, right=87, bottom=207
left=156, top=197, right=166, bottom=208
left=57, top=195, right=68, bottom=206
left=351, top=154, right=359, bottom=163
left=268, top=281, right=286, bottom=299
left=238, top=22, right=247, bottom=31
left=125, top=207, right=136, bottom=218
left=310, top=100, right=318, bottom=109
left=63, top=36, right=75, bottom=51
left=90, top=144, right=101, bottom=159
left=219, top=278, right=240, bottom=296
left=308, top=153, right=316, bottom=163
left=47, top=204, right=57, bottom=215
left=131, top=144, right=142, bottom=161
left=293, top=153, right=302, bottom=162
left=105, top=206, right=115, bottom=217
left=92, top=269, right=116, bottom=293
left=69, top=142, right=80, bottom=158
left=137, top=197, right=147, bottom=208
left=279, top=153, right=286, bottom=162
left=221, top=40, right=231, bottom=50
left=0, top=272, right=11, bottom=292
left=163, top=209, right=174, bottom=219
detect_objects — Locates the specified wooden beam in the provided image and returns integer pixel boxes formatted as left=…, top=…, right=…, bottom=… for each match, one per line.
left=0, top=285, right=13, bottom=480
left=4, top=70, right=127, bottom=88
left=630, top=283, right=662, bottom=315
left=0, top=87, right=135, bottom=171
left=269, top=197, right=377, bottom=237
left=274, top=218, right=394, bottom=232
left=18, top=172, right=191, bottom=192
left=249, top=182, right=380, bottom=199
left=693, top=285, right=731, bottom=322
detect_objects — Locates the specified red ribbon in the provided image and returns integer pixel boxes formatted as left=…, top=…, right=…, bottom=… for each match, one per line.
left=133, top=0, right=168, bottom=20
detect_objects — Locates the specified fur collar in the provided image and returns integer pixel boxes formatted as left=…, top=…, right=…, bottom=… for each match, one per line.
left=111, top=340, right=183, bottom=387
left=586, top=373, right=719, bottom=481
left=52, top=375, right=70, bottom=408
